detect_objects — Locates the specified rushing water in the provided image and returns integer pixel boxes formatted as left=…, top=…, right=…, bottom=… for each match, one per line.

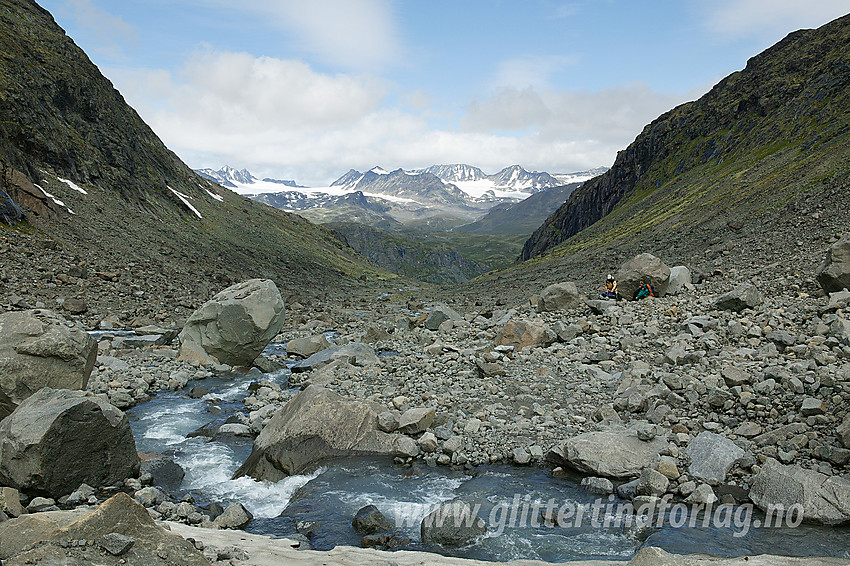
left=127, top=355, right=850, bottom=563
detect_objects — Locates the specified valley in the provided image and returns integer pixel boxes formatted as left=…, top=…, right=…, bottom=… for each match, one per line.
left=0, top=2, right=849, bottom=566
left=196, top=164, right=602, bottom=283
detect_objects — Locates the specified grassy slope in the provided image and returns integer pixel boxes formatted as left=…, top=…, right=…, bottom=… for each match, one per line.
left=0, top=0, right=394, bottom=305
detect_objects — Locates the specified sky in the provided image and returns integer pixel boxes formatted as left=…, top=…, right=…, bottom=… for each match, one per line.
left=39, top=0, right=850, bottom=186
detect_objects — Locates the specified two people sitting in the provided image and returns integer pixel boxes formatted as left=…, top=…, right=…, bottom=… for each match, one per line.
left=601, top=274, right=654, bottom=300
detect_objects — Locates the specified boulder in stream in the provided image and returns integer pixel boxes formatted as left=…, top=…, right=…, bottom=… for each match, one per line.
left=0, top=388, right=138, bottom=498
left=178, top=279, right=285, bottom=367
left=234, top=385, right=403, bottom=481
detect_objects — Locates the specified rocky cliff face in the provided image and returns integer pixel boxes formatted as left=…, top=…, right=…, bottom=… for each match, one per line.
left=520, top=14, right=850, bottom=261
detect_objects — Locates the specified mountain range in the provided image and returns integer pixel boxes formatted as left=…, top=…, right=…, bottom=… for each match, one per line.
left=194, top=164, right=605, bottom=234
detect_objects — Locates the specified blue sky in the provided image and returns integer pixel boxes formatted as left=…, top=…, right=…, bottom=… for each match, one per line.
left=40, top=0, right=849, bottom=186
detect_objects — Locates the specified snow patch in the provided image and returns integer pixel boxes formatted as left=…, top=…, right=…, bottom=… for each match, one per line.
left=204, top=188, right=224, bottom=202
left=34, top=184, right=75, bottom=215
left=369, top=166, right=389, bottom=175
left=168, top=186, right=203, bottom=219
left=57, top=177, right=87, bottom=194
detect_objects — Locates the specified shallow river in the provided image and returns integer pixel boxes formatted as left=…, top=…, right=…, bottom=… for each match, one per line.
left=127, top=356, right=850, bottom=562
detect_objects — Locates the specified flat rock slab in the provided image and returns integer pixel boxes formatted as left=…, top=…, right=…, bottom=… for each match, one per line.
left=547, top=431, right=669, bottom=479
left=749, top=458, right=850, bottom=525
left=166, top=523, right=850, bottom=566
left=3, top=493, right=208, bottom=565
left=291, top=343, right=378, bottom=373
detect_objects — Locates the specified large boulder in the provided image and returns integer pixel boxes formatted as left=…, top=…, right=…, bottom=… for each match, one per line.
left=749, top=458, right=850, bottom=525
left=178, top=279, right=285, bottom=366
left=686, top=432, right=745, bottom=485
left=235, top=385, right=403, bottom=481
left=420, top=500, right=486, bottom=546
left=3, top=493, right=208, bottom=565
left=0, top=309, right=96, bottom=420
left=714, top=284, right=763, bottom=312
left=494, top=319, right=556, bottom=352
left=615, top=253, right=670, bottom=300
left=666, top=266, right=692, bottom=295
left=0, top=388, right=138, bottom=498
left=290, top=342, right=378, bottom=373
left=547, top=431, right=668, bottom=479
left=424, top=304, right=463, bottom=331
left=816, top=234, right=850, bottom=293
left=536, top=282, right=581, bottom=312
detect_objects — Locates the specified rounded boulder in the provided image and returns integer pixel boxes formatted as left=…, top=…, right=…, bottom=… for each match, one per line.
left=0, top=388, right=138, bottom=498
left=178, top=279, right=285, bottom=367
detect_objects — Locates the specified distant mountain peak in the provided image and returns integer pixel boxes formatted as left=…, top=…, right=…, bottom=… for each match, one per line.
left=194, top=166, right=304, bottom=189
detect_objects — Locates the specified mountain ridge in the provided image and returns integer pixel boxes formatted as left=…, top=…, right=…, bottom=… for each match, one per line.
left=520, top=14, right=850, bottom=261
left=0, top=0, right=389, bottom=323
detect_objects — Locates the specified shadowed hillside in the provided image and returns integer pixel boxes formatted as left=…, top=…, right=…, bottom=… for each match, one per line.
left=0, top=0, right=392, bottom=322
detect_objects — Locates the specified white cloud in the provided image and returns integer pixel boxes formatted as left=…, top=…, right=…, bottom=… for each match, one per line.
left=109, top=50, right=701, bottom=186
left=490, top=55, right=578, bottom=91
left=703, top=0, right=848, bottom=40
left=463, top=83, right=694, bottom=145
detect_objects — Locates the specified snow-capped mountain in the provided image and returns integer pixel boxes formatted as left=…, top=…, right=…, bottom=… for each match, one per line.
left=330, top=167, right=468, bottom=206
left=196, top=163, right=607, bottom=231
left=553, top=167, right=609, bottom=186
left=420, top=164, right=604, bottom=198
left=194, top=166, right=304, bottom=192
left=419, top=164, right=487, bottom=183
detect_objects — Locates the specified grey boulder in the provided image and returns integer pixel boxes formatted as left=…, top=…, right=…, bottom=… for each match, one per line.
left=749, top=458, right=850, bottom=525
left=424, top=304, right=463, bottom=331
left=0, top=388, right=138, bottom=498
left=420, top=500, right=486, bottom=546
left=213, top=502, right=253, bottom=529
left=547, top=431, right=668, bottom=479
left=0, top=309, right=96, bottom=420
left=235, top=385, right=403, bottom=481
left=286, top=334, right=331, bottom=358
left=290, top=342, right=378, bottom=373
left=615, top=253, right=671, bottom=300
left=537, top=282, right=581, bottom=312
left=686, top=432, right=745, bottom=485
left=714, top=284, right=763, bottom=312
left=816, top=233, right=850, bottom=294
left=666, top=266, right=692, bottom=295
left=178, top=279, right=285, bottom=367
left=494, top=319, right=556, bottom=352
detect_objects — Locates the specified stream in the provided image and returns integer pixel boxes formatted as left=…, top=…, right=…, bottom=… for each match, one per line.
left=127, top=351, right=850, bottom=563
